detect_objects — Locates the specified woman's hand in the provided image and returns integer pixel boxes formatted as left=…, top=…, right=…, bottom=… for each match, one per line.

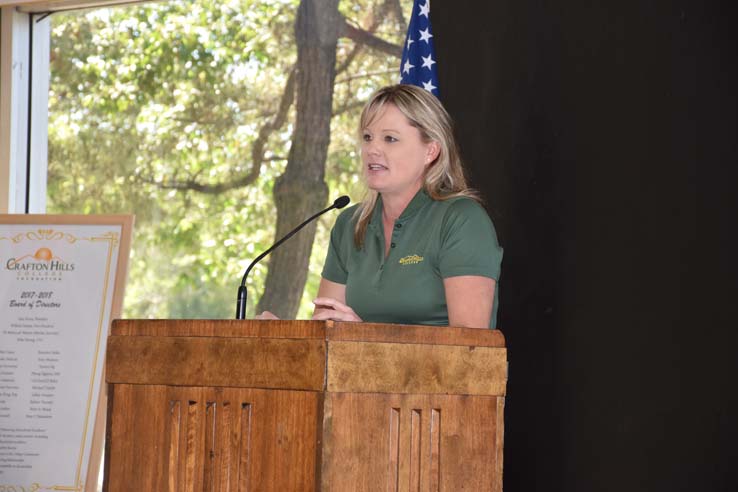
left=255, top=310, right=280, bottom=320
left=311, top=297, right=362, bottom=322
left=311, top=278, right=360, bottom=322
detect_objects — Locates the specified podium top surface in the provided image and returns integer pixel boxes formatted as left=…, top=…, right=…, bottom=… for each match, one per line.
left=111, top=319, right=505, bottom=348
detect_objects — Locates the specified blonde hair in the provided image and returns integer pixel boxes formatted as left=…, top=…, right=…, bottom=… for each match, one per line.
left=353, top=84, right=479, bottom=247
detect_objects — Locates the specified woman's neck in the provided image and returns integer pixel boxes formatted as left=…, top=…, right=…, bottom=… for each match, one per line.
left=381, top=187, right=420, bottom=222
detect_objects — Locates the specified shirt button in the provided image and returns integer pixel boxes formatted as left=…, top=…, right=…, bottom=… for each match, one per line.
left=391, top=242, right=396, bottom=248
left=395, top=223, right=402, bottom=229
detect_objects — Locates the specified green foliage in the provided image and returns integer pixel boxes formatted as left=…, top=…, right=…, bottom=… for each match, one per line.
left=48, top=0, right=408, bottom=319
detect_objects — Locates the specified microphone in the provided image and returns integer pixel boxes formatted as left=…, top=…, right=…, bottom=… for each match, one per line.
left=235, top=195, right=350, bottom=319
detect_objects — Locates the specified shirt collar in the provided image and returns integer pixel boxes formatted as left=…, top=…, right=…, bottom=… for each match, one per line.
left=369, top=189, right=432, bottom=229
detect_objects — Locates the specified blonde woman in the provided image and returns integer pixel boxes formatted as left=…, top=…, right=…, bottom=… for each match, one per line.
left=311, top=84, right=503, bottom=329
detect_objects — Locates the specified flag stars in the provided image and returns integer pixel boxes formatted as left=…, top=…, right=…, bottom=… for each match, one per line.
left=400, top=0, right=439, bottom=94
left=421, top=54, right=436, bottom=70
left=402, top=59, right=415, bottom=74
left=419, top=2, right=430, bottom=18
left=422, top=79, right=437, bottom=92
left=418, top=28, right=433, bottom=43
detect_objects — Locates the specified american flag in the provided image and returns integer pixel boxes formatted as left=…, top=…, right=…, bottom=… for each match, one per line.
left=400, top=0, right=439, bottom=96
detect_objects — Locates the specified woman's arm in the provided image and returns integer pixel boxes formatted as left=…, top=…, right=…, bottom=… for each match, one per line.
left=314, top=278, right=346, bottom=305
left=311, top=278, right=362, bottom=322
left=443, top=275, right=496, bottom=329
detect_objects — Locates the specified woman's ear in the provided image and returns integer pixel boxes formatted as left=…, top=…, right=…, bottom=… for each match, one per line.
left=425, top=141, right=441, bottom=165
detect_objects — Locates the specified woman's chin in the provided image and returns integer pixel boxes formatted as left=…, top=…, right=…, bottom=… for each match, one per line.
left=365, top=177, right=388, bottom=192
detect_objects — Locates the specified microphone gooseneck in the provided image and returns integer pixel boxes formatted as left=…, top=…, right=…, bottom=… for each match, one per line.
left=235, top=195, right=350, bottom=319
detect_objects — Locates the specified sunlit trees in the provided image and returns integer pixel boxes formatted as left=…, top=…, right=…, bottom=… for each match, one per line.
left=48, top=0, right=406, bottom=318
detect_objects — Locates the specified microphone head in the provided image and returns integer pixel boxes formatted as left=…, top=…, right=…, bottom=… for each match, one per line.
left=333, top=195, right=351, bottom=209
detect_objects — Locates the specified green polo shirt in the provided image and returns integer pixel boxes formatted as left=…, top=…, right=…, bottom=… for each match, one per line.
left=322, top=190, right=503, bottom=329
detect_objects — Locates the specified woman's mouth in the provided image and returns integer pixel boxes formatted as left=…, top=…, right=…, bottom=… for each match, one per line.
left=368, top=164, right=388, bottom=171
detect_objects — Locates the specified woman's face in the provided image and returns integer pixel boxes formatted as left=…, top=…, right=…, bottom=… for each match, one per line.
left=361, top=104, right=439, bottom=200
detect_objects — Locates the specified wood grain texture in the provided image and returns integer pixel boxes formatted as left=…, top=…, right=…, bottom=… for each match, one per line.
left=106, top=384, right=171, bottom=491
left=428, top=409, right=441, bottom=492
left=328, top=322, right=506, bottom=347
left=104, top=321, right=507, bottom=491
left=106, top=335, right=326, bottom=390
left=320, top=393, right=503, bottom=492
left=111, top=320, right=506, bottom=347
left=105, top=385, right=321, bottom=492
left=111, top=318, right=327, bottom=339
left=494, top=397, right=505, bottom=492
left=326, top=341, right=507, bottom=396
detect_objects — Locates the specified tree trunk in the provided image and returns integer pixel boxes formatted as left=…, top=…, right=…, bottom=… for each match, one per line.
left=256, top=0, right=340, bottom=318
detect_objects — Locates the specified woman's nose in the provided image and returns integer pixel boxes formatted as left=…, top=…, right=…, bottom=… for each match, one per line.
left=365, top=141, right=381, bottom=156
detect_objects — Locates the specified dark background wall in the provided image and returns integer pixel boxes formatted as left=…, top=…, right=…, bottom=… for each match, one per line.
left=433, top=1, right=737, bottom=490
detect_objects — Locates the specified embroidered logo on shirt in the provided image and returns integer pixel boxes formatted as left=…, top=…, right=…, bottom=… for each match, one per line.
left=399, top=254, right=424, bottom=265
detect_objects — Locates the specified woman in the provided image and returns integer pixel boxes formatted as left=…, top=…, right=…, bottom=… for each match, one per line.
left=263, top=84, right=503, bottom=329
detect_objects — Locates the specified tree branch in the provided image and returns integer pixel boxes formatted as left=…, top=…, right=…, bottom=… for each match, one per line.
left=141, top=67, right=297, bottom=194
left=335, top=39, right=363, bottom=76
left=388, top=0, right=406, bottom=27
left=336, top=0, right=399, bottom=74
left=335, top=69, right=396, bottom=85
left=336, top=1, right=388, bottom=75
left=332, top=99, right=365, bottom=117
left=339, top=17, right=402, bottom=59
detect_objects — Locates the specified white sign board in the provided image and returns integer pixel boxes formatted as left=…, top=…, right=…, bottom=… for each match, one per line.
left=0, top=215, right=132, bottom=492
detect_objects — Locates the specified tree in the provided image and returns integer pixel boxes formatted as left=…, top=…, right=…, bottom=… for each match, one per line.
left=256, top=0, right=338, bottom=318
left=48, top=0, right=405, bottom=319
left=259, top=0, right=408, bottom=318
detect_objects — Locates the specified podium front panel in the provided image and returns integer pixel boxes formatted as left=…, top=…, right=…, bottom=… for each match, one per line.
left=105, top=384, right=322, bottom=492
left=321, top=392, right=504, bottom=492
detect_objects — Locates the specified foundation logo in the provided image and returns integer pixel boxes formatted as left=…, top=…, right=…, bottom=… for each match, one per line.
left=399, top=254, right=424, bottom=266
left=5, top=247, right=76, bottom=277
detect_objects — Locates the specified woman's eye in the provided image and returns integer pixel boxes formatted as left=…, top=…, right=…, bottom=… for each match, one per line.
left=384, top=135, right=398, bottom=143
left=362, top=133, right=372, bottom=142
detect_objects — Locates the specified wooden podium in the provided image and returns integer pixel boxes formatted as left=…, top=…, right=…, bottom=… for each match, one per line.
left=103, top=320, right=507, bottom=491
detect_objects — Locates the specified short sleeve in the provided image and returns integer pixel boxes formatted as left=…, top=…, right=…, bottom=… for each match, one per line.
left=438, top=199, right=503, bottom=280
left=321, top=208, right=352, bottom=284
